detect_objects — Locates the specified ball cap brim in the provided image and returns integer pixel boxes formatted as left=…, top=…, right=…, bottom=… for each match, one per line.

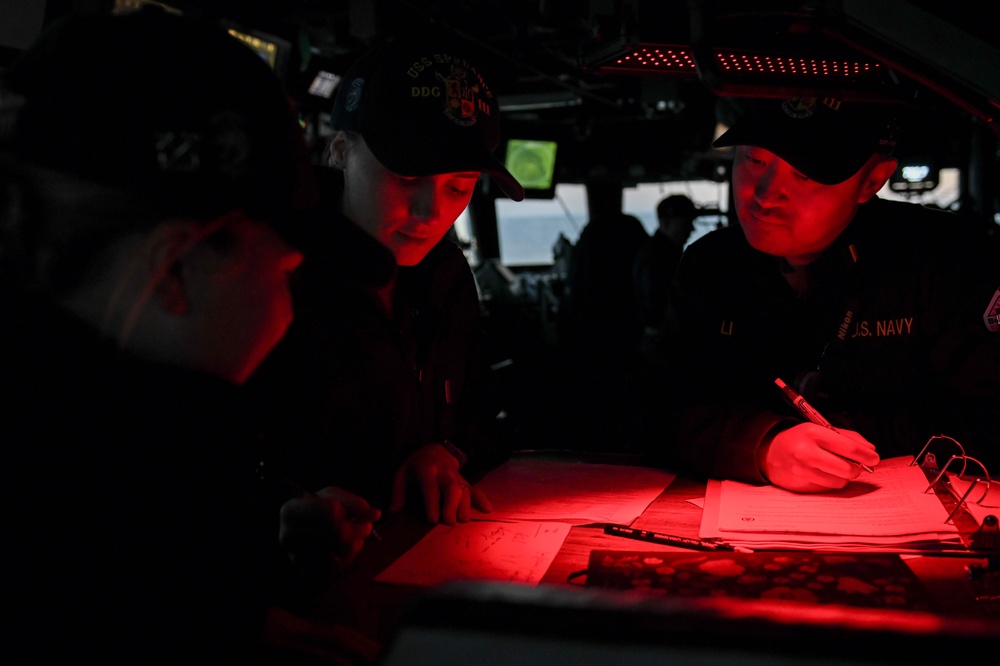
left=713, top=97, right=898, bottom=185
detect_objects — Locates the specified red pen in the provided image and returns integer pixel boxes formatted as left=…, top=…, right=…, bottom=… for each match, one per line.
left=774, top=377, right=875, bottom=473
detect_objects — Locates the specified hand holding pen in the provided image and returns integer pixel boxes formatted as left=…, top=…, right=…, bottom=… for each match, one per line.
left=259, top=458, right=383, bottom=581
left=279, top=485, right=383, bottom=581
left=761, top=378, right=880, bottom=493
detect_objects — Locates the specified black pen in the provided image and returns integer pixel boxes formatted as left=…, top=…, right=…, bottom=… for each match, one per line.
left=603, top=524, right=753, bottom=553
left=774, top=378, right=875, bottom=473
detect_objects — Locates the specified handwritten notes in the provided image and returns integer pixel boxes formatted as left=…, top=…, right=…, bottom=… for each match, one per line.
left=376, top=458, right=675, bottom=586
left=375, top=521, right=570, bottom=586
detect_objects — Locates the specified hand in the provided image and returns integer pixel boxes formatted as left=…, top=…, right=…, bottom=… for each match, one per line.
left=279, top=486, right=381, bottom=578
left=389, top=442, right=493, bottom=524
left=759, top=423, right=880, bottom=492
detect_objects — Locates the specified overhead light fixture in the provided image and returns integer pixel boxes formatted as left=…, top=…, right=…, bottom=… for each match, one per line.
left=498, top=91, right=583, bottom=111
left=582, top=7, right=910, bottom=102
left=589, top=41, right=891, bottom=97
left=696, top=45, right=896, bottom=100
left=591, top=43, right=699, bottom=76
left=713, top=50, right=882, bottom=81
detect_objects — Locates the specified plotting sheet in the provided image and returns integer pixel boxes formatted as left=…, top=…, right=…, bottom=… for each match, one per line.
left=469, top=458, right=675, bottom=525
left=374, top=520, right=571, bottom=586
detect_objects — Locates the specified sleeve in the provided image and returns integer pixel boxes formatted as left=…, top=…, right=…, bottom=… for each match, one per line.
left=644, top=237, right=795, bottom=483
left=430, top=243, right=504, bottom=476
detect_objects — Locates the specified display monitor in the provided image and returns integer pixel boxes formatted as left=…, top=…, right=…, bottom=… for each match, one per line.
left=503, top=139, right=558, bottom=199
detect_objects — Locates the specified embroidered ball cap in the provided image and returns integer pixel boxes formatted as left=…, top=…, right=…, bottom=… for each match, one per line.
left=713, top=97, right=898, bottom=185
left=330, top=37, right=525, bottom=201
left=1, top=7, right=317, bottom=232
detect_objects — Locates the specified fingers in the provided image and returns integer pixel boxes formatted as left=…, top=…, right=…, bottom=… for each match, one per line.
left=417, top=466, right=442, bottom=524
left=440, top=478, right=463, bottom=525
left=421, top=471, right=475, bottom=525
left=393, top=442, right=479, bottom=524
left=471, top=487, right=493, bottom=513
left=316, top=486, right=382, bottom=524
left=826, top=428, right=881, bottom=468
left=279, top=491, right=381, bottom=573
left=416, top=470, right=475, bottom=525
left=765, top=424, right=872, bottom=492
left=457, top=482, right=472, bottom=523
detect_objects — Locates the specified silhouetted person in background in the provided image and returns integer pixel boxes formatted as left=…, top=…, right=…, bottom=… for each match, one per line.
left=560, top=203, right=649, bottom=450
left=633, top=194, right=697, bottom=343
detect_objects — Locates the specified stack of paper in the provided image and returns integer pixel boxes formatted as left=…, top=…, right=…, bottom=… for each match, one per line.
left=700, top=456, right=964, bottom=552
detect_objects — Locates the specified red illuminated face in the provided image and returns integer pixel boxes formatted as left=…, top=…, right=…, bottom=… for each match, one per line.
left=339, top=134, right=479, bottom=266
left=732, top=146, right=883, bottom=266
left=189, top=215, right=303, bottom=384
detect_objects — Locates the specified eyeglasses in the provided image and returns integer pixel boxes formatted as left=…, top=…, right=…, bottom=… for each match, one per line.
left=910, top=435, right=997, bottom=524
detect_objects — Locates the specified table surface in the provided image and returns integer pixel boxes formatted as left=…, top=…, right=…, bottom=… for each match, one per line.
left=310, top=460, right=1000, bottom=645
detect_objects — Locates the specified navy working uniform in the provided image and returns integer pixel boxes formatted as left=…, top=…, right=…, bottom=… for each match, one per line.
left=1, top=290, right=281, bottom=663
left=652, top=197, right=1000, bottom=482
left=250, top=170, right=497, bottom=509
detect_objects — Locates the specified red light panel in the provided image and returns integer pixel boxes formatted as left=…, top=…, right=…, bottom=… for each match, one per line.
left=598, top=44, right=698, bottom=76
left=713, top=50, right=883, bottom=81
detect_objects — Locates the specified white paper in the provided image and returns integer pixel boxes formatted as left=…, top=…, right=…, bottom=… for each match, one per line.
left=374, top=520, right=570, bottom=586
left=470, top=458, right=675, bottom=525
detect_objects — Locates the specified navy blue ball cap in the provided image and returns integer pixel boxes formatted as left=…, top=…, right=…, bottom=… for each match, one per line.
left=330, top=36, right=524, bottom=201
left=713, top=97, right=899, bottom=185
left=1, top=7, right=318, bottom=231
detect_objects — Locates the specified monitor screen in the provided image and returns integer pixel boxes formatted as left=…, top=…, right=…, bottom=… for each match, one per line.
left=504, top=139, right=558, bottom=197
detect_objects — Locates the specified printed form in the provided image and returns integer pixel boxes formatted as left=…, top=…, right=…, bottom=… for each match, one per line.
left=700, top=456, right=963, bottom=552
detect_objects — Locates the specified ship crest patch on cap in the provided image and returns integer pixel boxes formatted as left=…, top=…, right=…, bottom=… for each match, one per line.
left=781, top=97, right=818, bottom=119
left=406, top=53, right=493, bottom=129
left=437, top=62, right=483, bottom=128
left=781, top=96, right=845, bottom=120
left=345, top=78, right=364, bottom=113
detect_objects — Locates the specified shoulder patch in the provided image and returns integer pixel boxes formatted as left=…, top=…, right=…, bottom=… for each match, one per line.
left=985, top=287, right=1000, bottom=332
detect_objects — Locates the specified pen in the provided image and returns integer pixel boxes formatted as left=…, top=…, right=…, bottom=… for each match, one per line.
left=603, top=524, right=754, bottom=553
left=774, top=377, right=875, bottom=473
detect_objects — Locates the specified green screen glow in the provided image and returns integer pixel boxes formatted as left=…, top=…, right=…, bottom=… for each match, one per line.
left=504, top=139, right=558, bottom=190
